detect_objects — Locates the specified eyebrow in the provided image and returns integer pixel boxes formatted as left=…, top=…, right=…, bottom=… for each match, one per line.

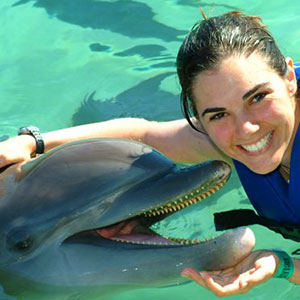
left=201, top=107, right=226, bottom=117
left=242, top=82, right=270, bottom=100
left=201, top=82, right=270, bottom=117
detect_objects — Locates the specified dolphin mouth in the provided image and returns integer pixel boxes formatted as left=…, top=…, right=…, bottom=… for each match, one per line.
left=95, top=218, right=173, bottom=244
left=74, top=173, right=229, bottom=247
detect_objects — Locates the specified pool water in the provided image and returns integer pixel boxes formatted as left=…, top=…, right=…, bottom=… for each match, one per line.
left=0, top=0, right=299, bottom=299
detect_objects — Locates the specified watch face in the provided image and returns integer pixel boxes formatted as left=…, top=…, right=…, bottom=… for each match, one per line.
left=18, top=127, right=30, bottom=135
left=18, top=126, right=40, bottom=135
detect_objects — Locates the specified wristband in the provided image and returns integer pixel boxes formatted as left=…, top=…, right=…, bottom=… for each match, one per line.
left=272, top=250, right=294, bottom=279
left=18, top=126, right=45, bottom=155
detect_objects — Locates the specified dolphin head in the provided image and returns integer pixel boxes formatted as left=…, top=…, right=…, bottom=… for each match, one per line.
left=0, top=139, right=254, bottom=296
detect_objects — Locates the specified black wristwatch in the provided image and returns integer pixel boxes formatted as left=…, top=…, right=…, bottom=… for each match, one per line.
left=18, top=126, right=45, bottom=155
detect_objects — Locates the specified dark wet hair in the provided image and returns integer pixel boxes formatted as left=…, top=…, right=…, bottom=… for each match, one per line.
left=176, top=11, right=293, bottom=132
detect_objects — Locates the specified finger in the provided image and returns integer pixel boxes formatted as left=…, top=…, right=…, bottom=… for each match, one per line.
left=248, top=267, right=257, bottom=275
left=0, top=155, right=15, bottom=168
left=205, top=268, right=236, bottom=284
left=181, top=268, right=207, bottom=288
left=184, top=271, right=252, bottom=297
left=246, top=265, right=273, bottom=284
left=202, top=272, right=249, bottom=297
left=216, top=267, right=235, bottom=276
left=0, top=157, right=6, bottom=168
left=0, top=155, right=24, bottom=168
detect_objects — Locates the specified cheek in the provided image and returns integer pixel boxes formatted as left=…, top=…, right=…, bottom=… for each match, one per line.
left=262, top=97, right=295, bottom=119
left=207, top=124, right=233, bottom=148
left=261, top=100, right=294, bottom=126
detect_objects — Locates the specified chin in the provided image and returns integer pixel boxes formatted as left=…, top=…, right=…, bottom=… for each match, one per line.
left=246, top=160, right=280, bottom=175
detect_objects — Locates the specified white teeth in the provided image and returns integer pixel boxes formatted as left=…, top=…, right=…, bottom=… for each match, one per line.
left=241, top=131, right=273, bottom=153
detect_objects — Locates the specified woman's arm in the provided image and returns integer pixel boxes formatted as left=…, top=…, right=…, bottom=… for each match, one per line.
left=0, top=118, right=232, bottom=167
left=289, top=257, right=300, bottom=284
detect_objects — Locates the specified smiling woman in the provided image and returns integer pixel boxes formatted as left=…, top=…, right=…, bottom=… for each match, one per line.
left=0, top=9, right=299, bottom=298
left=175, top=11, right=300, bottom=295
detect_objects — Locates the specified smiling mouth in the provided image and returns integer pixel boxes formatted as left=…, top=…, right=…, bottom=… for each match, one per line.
left=239, top=131, right=273, bottom=154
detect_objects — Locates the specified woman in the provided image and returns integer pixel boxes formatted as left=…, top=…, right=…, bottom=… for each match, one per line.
left=1, top=11, right=299, bottom=296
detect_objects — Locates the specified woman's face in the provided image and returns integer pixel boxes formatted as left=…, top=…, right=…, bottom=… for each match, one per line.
left=192, top=54, right=299, bottom=174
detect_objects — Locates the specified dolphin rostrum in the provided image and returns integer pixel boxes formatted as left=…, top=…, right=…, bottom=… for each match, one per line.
left=0, top=138, right=255, bottom=299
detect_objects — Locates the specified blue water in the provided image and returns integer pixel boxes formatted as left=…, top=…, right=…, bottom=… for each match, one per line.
left=0, top=0, right=299, bottom=299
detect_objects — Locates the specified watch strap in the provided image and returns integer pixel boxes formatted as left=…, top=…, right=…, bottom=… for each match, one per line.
left=18, top=126, right=45, bottom=155
left=272, top=250, right=294, bottom=279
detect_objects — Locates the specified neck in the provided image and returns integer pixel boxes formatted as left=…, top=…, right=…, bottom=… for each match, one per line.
left=281, top=105, right=300, bottom=169
left=280, top=164, right=290, bottom=183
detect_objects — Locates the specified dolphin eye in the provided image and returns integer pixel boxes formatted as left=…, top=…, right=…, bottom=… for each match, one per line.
left=7, top=229, right=34, bottom=252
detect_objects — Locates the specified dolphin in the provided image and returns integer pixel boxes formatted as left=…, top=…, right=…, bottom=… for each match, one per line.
left=0, top=138, right=255, bottom=300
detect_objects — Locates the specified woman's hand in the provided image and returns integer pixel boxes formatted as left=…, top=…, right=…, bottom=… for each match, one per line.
left=181, top=250, right=279, bottom=297
left=0, top=135, right=36, bottom=168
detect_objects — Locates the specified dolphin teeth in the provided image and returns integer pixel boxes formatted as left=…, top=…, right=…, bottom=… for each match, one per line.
left=143, top=175, right=228, bottom=218
left=112, top=237, right=188, bottom=246
left=116, top=175, right=229, bottom=246
left=164, top=236, right=202, bottom=246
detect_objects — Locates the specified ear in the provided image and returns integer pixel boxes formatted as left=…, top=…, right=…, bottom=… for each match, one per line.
left=285, top=57, right=297, bottom=97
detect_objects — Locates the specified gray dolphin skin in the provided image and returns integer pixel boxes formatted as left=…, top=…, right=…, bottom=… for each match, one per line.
left=0, top=138, right=255, bottom=300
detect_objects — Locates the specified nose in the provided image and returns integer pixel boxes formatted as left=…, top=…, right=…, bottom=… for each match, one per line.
left=235, top=115, right=260, bottom=138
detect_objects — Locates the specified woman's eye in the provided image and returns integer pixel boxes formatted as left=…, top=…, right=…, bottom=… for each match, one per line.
left=209, top=112, right=227, bottom=121
left=251, top=92, right=266, bottom=104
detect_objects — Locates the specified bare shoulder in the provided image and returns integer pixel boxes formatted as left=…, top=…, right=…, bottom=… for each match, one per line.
left=144, top=119, right=233, bottom=166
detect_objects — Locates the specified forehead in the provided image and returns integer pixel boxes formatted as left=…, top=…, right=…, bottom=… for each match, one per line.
left=192, top=54, right=277, bottom=108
